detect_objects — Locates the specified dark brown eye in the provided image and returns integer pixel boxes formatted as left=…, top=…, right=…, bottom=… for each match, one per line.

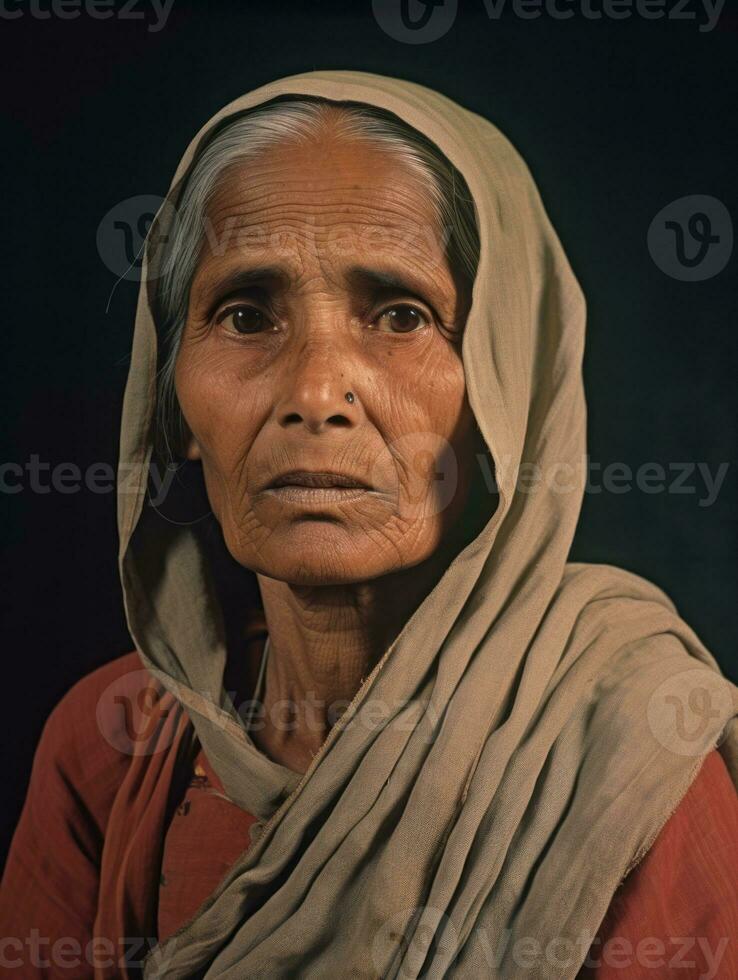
left=223, top=305, right=268, bottom=334
left=375, top=304, right=429, bottom=334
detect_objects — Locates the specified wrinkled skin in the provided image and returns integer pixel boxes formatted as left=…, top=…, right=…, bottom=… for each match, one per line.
left=175, top=116, right=490, bottom=771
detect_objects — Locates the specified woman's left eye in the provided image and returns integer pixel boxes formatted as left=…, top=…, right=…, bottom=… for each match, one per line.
left=217, top=304, right=272, bottom=334
left=372, top=304, right=430, bottom=334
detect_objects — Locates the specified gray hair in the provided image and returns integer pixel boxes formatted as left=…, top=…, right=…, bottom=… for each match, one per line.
left=153, top=96, right=480, bottom=462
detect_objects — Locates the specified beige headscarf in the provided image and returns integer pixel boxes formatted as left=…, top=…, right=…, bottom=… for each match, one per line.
left=117, top=70, right=738, bottom=979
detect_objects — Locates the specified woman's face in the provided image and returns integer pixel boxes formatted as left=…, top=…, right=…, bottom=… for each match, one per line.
left=175, top=130, right=481, bottom=585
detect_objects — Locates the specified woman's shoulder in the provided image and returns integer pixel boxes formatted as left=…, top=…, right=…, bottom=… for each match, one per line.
left=29, top=650, right=161, bottom=821
left=580, top=748, right=738, bottom=977
left=0, top=651, right=162, bottom=941
left=44, top=648, right=150, bottom=744
left=52, top=648, right=147, bottom=709
left=657, top=745, right=737, bottom=842
left=608, top=746, right=737, bottom=906
left=637, top=747, right=738, bottom=890
left=48, top=649, right=144, bottom=712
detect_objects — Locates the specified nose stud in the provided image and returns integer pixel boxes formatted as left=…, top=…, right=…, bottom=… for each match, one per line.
left=345, top=391, right=355, bottom=404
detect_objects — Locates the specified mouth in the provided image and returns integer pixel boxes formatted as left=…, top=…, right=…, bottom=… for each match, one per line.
left=262, top=470, right=374, bottom=506
left=267, top=470, right=373, bottom=490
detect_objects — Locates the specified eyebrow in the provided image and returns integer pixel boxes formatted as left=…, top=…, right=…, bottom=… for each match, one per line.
left=345, top=265, right=439, bottom=304
left=193, top=266, right=289, bottom=308
left=192, top=262, right=448, bottom=315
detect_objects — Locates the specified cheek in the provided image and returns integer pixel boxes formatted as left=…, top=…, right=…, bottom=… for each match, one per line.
left=370, top=347, right=471, bottom=522
left=371, top=340, right=467, bottom=433
left=174, top=347, right=266, bottom=494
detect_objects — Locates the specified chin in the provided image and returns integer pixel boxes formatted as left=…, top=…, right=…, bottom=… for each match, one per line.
left=226, top=521, right=402, bottom=587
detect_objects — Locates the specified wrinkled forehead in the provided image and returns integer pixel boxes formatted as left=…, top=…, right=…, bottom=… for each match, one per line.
left=186, top=136, right=458, bottom=304
left=200, top=138, right=447, bottom=272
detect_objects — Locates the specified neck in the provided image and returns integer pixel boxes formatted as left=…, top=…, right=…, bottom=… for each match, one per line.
left=250, top=539, right=458, bottom=775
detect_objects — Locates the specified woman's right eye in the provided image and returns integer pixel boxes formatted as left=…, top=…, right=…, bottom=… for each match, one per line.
left=217, top=304, right=272, bottom=335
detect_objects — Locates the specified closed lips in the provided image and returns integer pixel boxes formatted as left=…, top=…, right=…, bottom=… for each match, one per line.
left=268, top=471, right=371, bottom=489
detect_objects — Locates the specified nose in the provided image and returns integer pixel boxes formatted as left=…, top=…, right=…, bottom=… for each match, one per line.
left=275, top=345, right=359, bottom=434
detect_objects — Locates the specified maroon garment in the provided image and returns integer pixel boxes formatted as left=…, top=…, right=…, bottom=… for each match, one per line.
left=156, top=741, right=258, bottom=945
left=578, top=747, right=738, bottom=978
left=2, top=649, right=737, bottom=978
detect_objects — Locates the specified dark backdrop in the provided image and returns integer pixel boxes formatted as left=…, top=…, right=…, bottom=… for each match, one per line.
left=2, top=0, right=736, bottom=860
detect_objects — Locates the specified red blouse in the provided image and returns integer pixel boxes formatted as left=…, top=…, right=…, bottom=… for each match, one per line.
left=2, top=649, right=736, bottom=978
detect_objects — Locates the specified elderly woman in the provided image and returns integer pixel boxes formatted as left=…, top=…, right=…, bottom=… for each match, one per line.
left=2, top=71, right=737, bottom=979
